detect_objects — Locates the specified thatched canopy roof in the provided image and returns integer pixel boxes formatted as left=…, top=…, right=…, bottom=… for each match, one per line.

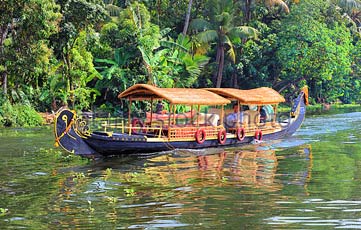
left=205, top=87, right=285, bottom=105
left=118, top=84, right=231, bottom=105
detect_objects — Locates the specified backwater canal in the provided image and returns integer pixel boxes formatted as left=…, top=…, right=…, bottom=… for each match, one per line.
left=1, top=109, right=361, bottom=229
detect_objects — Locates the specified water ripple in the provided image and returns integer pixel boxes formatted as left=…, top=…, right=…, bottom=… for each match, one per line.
left=266, top=199, right=361, bottom=228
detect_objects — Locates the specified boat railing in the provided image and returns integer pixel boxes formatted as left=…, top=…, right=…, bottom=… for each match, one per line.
left=168, top=125, right=224, bottom=140
left=90, top=118, right=164, bottom=138
left=90, top=115, right=226, bottom=140
left=81, top=110, right=284, bottom=140
left=82, top=113, right=282, bottom=138
left=84, top=117, right=125, bottom=132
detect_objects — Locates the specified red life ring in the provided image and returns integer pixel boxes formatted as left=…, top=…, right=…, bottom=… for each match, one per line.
left=218, top=129, right=227, bottom=144
left=236, top=127, right=245, bottom=141
left=195, top=128, right=206, bottom=144
left=254, top=130, right=263, bottom=141
left=131, top=118, right=145, bottom=133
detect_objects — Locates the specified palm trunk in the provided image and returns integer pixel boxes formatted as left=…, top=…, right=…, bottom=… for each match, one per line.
left=212, top=45, right=222, bottom=87
left=244, top=0, right=252, bottom=22
left=216, top=46, right=225, bottom=88
left=232, top=70, right=238, bottom=88
left=182, top=0, right=193, bottom=35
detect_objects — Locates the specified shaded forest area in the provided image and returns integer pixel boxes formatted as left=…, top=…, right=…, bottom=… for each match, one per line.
left=1, top=0, right=361, bottom=126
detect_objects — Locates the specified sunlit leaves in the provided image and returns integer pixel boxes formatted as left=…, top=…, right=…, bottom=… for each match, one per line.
left=276, top=0, right=353, bottom=101
left=0, top=0, right=61, bottom=105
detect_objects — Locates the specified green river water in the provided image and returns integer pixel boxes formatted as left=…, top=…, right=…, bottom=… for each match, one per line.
left=1, top=110, right=361, bottom=229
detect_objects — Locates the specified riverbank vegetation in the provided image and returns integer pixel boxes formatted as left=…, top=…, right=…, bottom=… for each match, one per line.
left=1, top=0, right=361, bottom=126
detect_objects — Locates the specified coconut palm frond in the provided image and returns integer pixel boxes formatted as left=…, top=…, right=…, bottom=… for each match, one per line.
left=196, top=30, right=218, bottom=44
left=193, top=54, right=210, bottom=67
left=232, top=26, right=259, bottom=39
left=224, top=36, right=236, bottom=63
left=160, top=40, right=188, bottom=52
left=105, top=4, right=121, bottom=17
left=215, top=12, right=232, bottom=28
left=190, top=18, right=212, bottom=32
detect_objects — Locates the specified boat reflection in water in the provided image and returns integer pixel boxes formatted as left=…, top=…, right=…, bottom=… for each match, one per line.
left=195, top=150, right=278, bottom=190
left=139, top=144, right=312, bottom=192
left=50, top=144, right=312, bottom=229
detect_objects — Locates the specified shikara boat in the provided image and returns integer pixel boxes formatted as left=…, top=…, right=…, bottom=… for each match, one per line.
left=54, top=84, right=308, bottom=157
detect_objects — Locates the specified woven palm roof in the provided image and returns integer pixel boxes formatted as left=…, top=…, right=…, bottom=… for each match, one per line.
left=204, top=87, right=285, bottom=105
left=118, top=84, right=231, bottom=105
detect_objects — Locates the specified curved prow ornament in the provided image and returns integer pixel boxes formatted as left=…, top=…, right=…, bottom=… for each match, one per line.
left=54, top=108, right=96, bottom=156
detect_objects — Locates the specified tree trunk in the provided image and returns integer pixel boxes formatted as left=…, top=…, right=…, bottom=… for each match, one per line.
left=276, top=75, right=305, bottom=93
left=232, top=70, right=238, bottom=88
left=244, top=0, right=252, bottom=22
left=62, top=49, right=72, bottom=108
left=0, top=24, right=9, bottom=95
left=2, top=71, right=7, bottom=95
left=216, top=46, right=225, bottom=88
left=212, top=45, right=222, bottom=87
left=182, top=0, right=193, bottom=35
left=0, top=24, right=9, bottom=47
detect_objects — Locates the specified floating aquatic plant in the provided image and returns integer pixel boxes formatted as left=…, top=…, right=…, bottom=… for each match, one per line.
left=0, top=208, right=9, bottom=216
left=124, top=188, right=136, bottom=197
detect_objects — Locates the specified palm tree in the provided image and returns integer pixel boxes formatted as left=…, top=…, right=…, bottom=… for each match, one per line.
left=191, top=0, right=257, bottom=88
left=243, top=0, right=292, bottom=22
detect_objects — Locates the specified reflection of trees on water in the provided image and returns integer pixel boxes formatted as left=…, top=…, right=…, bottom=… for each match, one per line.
left=49, top=145, right=313, bottom=227
left=276, top=146, right=313, bottom=194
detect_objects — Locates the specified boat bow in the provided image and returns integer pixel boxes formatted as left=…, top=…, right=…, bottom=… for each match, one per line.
left=54, top=108, right=96, bottom=156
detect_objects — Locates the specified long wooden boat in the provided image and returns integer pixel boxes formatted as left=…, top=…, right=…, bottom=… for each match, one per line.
left=54, top=84, right=308, bottom=157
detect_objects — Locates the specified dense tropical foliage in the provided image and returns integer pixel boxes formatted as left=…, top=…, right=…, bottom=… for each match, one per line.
left=1, top=0, right=361, bottom=126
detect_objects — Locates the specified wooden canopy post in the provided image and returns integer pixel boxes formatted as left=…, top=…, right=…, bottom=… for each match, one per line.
left=197, top=104, right=200, bottom=126
left=128, top=97, right=132, bottom=127
left=257, top=105, right=262, bottom=125
left=273, top=104, right=278, bottom=123
left=236, top=100, right=240, bottom=128
left=191, top=105, right=194, bottom=125
left=168, top=104, right=173, bottom=127
left=168, top=104, right=173, bottom=140
left=150, top=97, right=154, bottom=126
left=173, top=104, right=176, bottom=125
left=220, top=105, right=224, bottom=127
